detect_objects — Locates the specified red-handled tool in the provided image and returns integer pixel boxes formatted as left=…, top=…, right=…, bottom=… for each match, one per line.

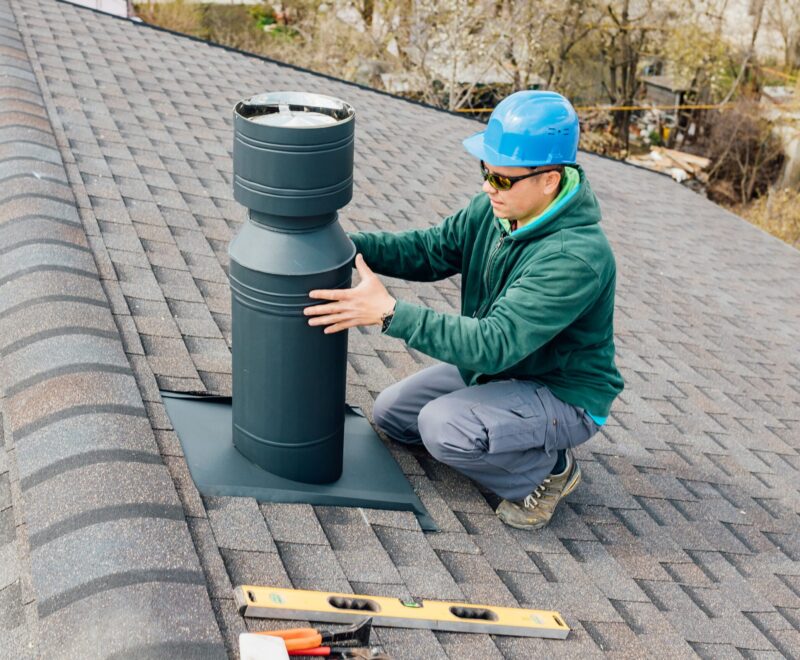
left=288, top=648, right=333, bottom=657
left=257, top=618, right=373, bottom=653
left=289, top=649, right=388, bottom=659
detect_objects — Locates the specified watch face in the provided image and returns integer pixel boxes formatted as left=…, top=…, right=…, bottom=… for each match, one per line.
left=381, top=314, right=394, bottom=333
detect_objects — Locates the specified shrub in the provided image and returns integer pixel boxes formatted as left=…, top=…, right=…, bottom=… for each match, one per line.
left=704, top=99, right=785, bottom=205
left=134, top=0, right=203, bottom=37
left=738, top=187, right=800, bottom=247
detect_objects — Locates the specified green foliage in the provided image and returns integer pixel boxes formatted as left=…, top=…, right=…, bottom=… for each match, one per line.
left=249, top=4, right=276, bottom=29
left=648, top=130, right=662, bottom=146
left=247, top=3, right=299, bottom=38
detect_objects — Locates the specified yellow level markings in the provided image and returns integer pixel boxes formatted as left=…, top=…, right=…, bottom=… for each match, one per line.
left=235, top=585, right=570, bottom=640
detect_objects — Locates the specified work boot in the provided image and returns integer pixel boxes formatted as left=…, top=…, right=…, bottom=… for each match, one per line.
left=496, top=450, right=581, bottom=530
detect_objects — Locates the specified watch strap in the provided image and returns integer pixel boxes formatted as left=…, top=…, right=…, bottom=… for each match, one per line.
left=380, top=303, right=396, bottom=333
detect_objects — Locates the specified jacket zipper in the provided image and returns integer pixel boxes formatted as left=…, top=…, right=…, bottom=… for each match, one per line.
left=474, top=231, right=505, bottom=317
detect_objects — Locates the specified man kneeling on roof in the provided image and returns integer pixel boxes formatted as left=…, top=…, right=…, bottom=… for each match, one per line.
left=304, top=91, right=624, bottom=530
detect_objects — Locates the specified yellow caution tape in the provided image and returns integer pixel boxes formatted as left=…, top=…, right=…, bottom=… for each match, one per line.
left=458, top=102, right=737, bottom=114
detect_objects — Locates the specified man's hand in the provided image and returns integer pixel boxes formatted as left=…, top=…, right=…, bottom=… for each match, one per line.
left=304, top=254, right=396, bottom=334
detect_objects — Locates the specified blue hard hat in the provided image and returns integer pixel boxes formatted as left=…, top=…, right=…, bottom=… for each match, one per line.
left=463, top=91, right=579, bottom=167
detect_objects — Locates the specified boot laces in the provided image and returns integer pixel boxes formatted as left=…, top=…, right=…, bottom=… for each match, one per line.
left=522, top=477, right=552, bottom=508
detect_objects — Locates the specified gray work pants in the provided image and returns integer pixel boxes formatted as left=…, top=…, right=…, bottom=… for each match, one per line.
left=373, top=364, right=600, bottom=501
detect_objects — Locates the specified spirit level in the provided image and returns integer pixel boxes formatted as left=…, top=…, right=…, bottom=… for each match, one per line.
left=234, top=586, right=569, bottom=639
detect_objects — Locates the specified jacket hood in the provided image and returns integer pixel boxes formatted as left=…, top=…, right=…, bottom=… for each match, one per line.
left=494, top=165, right=602, bottom=242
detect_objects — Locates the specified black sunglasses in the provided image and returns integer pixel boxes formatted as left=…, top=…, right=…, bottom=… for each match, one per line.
left=480, top=161, right=561, bottom=191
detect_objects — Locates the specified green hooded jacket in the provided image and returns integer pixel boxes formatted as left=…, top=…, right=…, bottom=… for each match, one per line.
left=348, top=166, right=624, bottom=418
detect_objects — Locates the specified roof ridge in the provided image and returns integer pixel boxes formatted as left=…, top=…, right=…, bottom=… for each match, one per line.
left=57, top=0, right=483, bottom=124
left=0, top=2, right=226, bottom=655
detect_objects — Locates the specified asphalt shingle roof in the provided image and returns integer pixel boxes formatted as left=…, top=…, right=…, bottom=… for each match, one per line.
left=1, top=0, right=799, bottom=658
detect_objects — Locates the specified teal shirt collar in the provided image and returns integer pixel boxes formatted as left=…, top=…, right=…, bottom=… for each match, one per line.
left=497, top=166, right=581, bottom=236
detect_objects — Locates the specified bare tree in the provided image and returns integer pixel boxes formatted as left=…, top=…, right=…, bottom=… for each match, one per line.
left=764, top=0, right=800, bottom=68
left=597, top=0, right=660, bottom=152
left=706, top=100, right=785, bottom=204
left=542, top=0, right=600, bottom=90
left=719, top=0, right=766, bottom=103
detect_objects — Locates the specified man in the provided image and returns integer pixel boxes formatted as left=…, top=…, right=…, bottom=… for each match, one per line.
left=304, top=91, right=624, bottom=530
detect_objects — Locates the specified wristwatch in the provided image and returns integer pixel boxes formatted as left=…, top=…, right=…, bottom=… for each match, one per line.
left=380, top=303, right=396, bottom=333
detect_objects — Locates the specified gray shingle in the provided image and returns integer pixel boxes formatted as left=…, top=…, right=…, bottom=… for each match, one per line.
left=22, top=462, right=181, bottom=544
left=0, top=535, right=20, bottom=591
left=335, top=548, right=403, bottom=585
left=210, top=597, right=249, bottom=658
left=493, top=627, right=606, bottom=659
left=276, top=541, right=349, bottom=587
left=427, top=531, right=482, bottom=555
left=259, top=503, right=329, bottom=546
left=373, top=626, right=448, bottom=660
left=0, top=580, right=24, bottom=633
left=205, top=497, right=276, bottom=553
left=0, top=471, right=11, bottom=511
left=12, top=415, right=153, bottom=482
left=360, top=507, right=421, bottom=530
left=41, top=582, right=226, bottom=659
left=435, top=632, right=503, bottom=660
left=407, top=475, right=466, bottom=533
left=373, top=525, right=441, bottom=566
left=187, top=517, right=234, bottom=599
left=219, top=548, right=292, bottom=589
left=396, top=564, right=463, bottom=601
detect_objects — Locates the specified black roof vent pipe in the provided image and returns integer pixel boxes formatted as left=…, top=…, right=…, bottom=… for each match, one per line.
left=229, top=91, right=356, bottom=484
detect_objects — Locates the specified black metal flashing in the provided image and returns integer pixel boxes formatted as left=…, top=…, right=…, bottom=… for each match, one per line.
left=162, top=393, right=435, bottom=531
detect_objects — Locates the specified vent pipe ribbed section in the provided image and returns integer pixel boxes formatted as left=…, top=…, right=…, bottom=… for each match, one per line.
left=229, top=92, right=356, bottom=484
